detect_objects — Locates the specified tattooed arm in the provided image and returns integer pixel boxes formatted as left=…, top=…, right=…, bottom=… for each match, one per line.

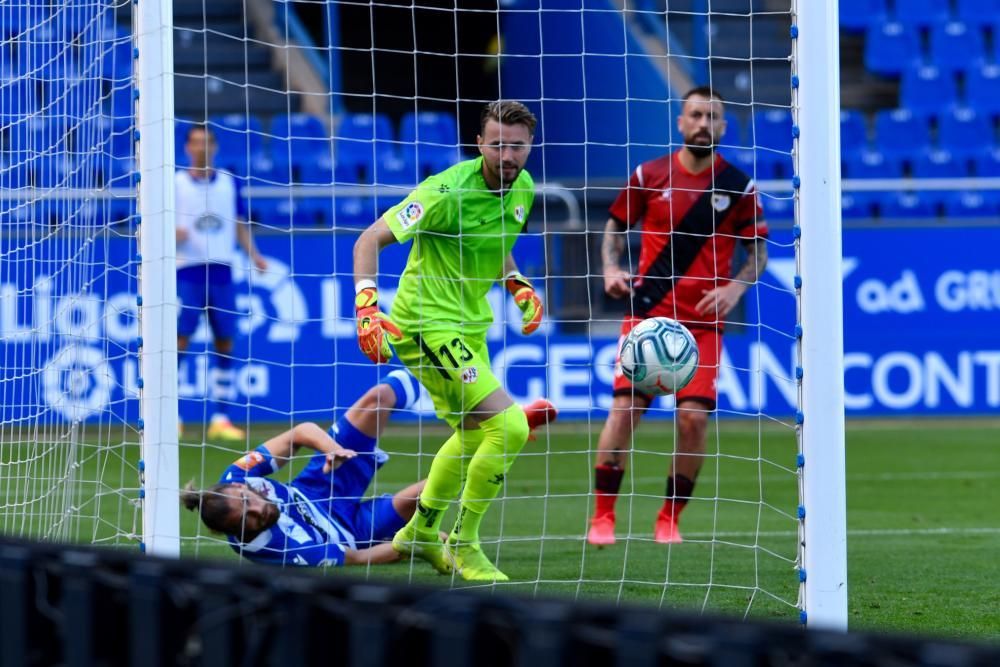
left=602, top=217, right=632, bottom=298
left=695, top=237, right=768, bottom=318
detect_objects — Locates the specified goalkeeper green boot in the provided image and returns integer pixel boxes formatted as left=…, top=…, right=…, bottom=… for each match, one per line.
left=446, top=540, right=509, bottom=582
left=392, top=523, right=454, bottom=575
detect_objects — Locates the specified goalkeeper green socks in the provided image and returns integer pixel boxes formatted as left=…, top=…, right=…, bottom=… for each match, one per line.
left=450, top=404, right=529, bottom=543
left=411, top=428, right=485, bottom=537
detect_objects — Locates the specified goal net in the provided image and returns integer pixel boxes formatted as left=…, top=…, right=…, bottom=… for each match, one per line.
left=0, top=0, right=139, bottom=544
left=0, top=0, right=845, bottom=626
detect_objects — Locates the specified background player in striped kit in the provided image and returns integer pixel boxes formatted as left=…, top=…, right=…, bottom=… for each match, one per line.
left=175, top=124, right=268, bottom=442
left=588, top=86, right=769, bottom=546
left=182, top=371, right=556, bottom=566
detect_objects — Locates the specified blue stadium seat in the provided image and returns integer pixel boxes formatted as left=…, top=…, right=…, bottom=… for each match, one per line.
left=33, top=155, right=102, bottom=193
left=107, top=80, right=134, bottom=122
left=335, top=113, right=395, bottom=183
left=246, top=196, right=313, bottom=228
left=889, top=0, right=950, bottom=27
left=76, top=21, right=131, bottom=82
left=18, top=26, right=78, bottom=80
left=760, top=151, right=795, bottom=180
left=900, top=66, right=958, bottom=117
left=5, top=118, right=67, bottom=167
left=722, top=112, right=743, bottom=148
left=878, top=191, right=939, bottom=219
left=47, top=79, right=105, bottom=122
left=399, top=111, right=459, bottom=147
left=874, top=109, right=931, bottom=158
left=270, top=113, right=328, bottom=167
left=864, top=22, right=921, bottom=76
left=750, top=109, right=793, bottom=152
left=937, top=107, right=993, bottom=156
left=0, top=154, right=31, bottom=189
left=0, top=78, right=37, bottom=125
left=373, top=153, right=420, bottom=187
left=330, top=196, right=378, bottom=229
left=841, top=192, right=877, bottom=219
left=722, top=147, right=755, bottom=176
left=965, top=65, right=1000, bottom=115
left=843, top=149, right=904, bottom=179
left=211, top=114, right=265, bottom=162
left=53, top=2, right=103, bottom=39
left=0, top=4, right=48, bottom=39
left=840, top=0, right=888, bottom=33
left=956, top=0, right=1000, bottom=25
left=840, top=109, right=868, bottom=156
left=399, top=110, right=464, bottom=180
left=929, top=22, right=985, bottom=73
left=944, top=191, right=1000, bottom=218
left=912, top=149, right=966, bottom=178
left=973, top=147, right=1000, bottom=176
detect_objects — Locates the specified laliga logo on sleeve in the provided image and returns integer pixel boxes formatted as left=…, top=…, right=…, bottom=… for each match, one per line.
left=396, top=201, right=424, bottom=229
left=461, top=367, right=479, bottom=384
left=514, top=205, right=525, bottom=223
left=711, top=193, right=731, bottom=211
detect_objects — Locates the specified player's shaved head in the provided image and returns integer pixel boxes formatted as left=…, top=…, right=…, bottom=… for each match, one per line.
left=682, top=85, right=724, bottom=105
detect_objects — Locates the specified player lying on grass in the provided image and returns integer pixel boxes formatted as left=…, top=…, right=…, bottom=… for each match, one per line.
left=181, top=370, right=556, bottom=567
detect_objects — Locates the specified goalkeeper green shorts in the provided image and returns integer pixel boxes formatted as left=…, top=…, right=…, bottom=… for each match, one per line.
left=393, top=329, right=500, bottom=429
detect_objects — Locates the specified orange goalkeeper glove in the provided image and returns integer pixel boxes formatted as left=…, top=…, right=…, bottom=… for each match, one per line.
left=505, top=273, right=543, bottom=335
left=355, top=286, right=402, bottom=364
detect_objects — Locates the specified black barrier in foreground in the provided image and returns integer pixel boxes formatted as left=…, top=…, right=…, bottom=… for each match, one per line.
left=0, top=538, right=997, bottom=667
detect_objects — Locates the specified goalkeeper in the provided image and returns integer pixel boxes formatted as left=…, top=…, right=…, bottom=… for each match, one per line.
left=352, top=100, right=551, bottom=582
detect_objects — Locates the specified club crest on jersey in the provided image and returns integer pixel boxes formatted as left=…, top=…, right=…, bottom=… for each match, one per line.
left=461, top=367, right=478, bottom=384
left=514, top=205, right=525, bottom=223
left=195, top=213, right=224, bottom=231
left=396, top=201, right=424, bottom=229
left=711, top=193, right=731, bottom=212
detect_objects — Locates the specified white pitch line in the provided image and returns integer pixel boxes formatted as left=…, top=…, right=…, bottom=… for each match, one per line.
left=502, top=470, right=1000, bottom=488
left=493, top=526, right=1000, bottom=541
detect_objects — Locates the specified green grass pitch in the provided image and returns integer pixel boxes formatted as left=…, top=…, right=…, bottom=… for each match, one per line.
left=3, top=418, right=998, bottom=640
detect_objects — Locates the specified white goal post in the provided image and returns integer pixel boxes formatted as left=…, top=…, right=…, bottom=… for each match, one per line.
left=795, top=0, right=848, bottom=629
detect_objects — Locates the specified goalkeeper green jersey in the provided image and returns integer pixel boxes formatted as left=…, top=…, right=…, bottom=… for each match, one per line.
left=383, top=156, right=535, bottom=336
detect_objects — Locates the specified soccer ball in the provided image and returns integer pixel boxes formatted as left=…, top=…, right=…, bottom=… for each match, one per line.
left=619, top=317, right=699, bottom=396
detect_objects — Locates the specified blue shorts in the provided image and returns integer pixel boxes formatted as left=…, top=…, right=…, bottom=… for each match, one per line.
left=291, top=443, right=403, bottom=548
left=177, top=263, right=238, bottom=340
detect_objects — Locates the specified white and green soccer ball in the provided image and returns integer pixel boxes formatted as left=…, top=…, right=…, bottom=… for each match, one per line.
left=619, top=317, right=699, bottom=396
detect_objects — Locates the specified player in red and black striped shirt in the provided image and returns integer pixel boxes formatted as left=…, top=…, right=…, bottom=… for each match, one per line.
left=588, top=86, right=769, bottom=546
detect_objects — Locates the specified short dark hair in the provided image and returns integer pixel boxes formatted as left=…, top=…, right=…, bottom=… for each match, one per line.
left=185, top=123, right=214, bottom=142
left=479, top=100, right=538, bottom=135
left=181, top=480, right=239, bottom=534
left=682, top=86, right=725, bottom=104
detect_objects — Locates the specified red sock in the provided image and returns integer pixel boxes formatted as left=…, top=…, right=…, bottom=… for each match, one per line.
left=660, top=474, right=695, bottom=521
left=594, top=464, right=624, bottom=518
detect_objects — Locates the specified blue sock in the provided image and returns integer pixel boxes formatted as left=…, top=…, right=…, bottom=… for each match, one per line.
left=384, top=370, right=418, bottom=410
left=212, top=351, right=233, bottom=420
left=329, top=415, right=377, bottom=454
